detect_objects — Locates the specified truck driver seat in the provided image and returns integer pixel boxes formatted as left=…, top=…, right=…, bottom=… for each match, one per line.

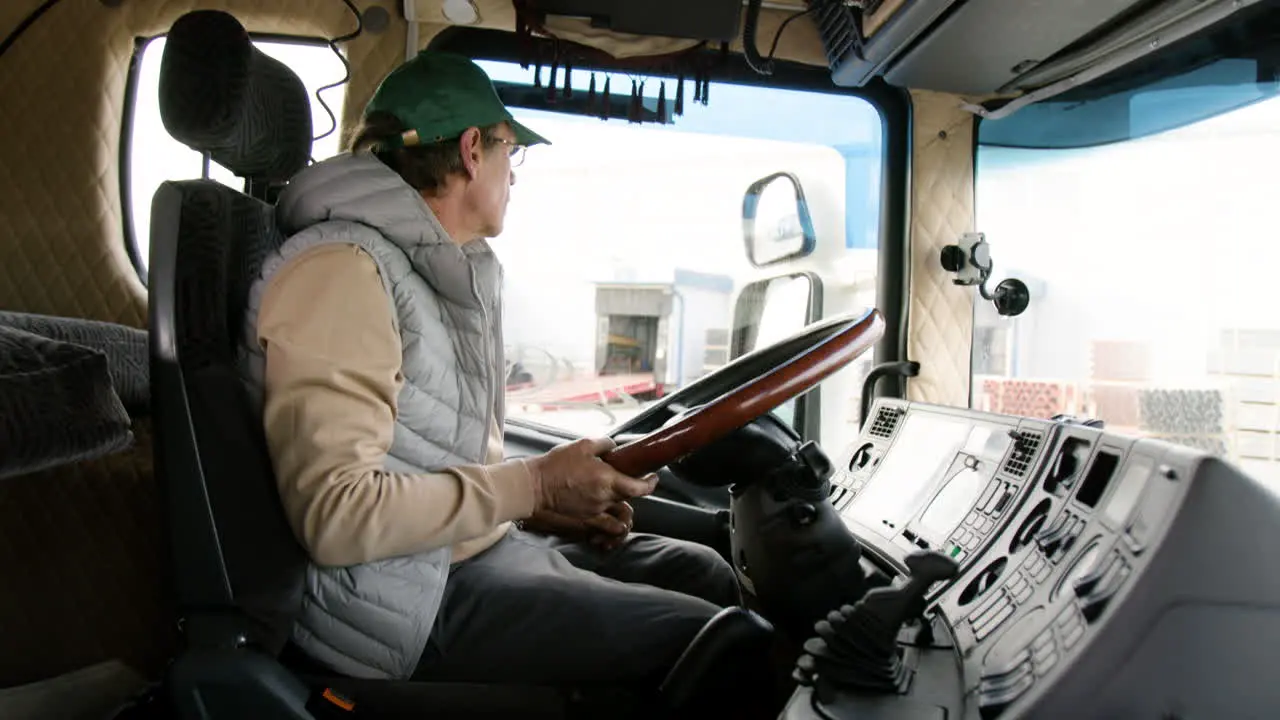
left=146, top=9, right=775, bottom=720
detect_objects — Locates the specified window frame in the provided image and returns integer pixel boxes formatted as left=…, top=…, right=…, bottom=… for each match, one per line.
left=118, top=32, right=339, bottom=284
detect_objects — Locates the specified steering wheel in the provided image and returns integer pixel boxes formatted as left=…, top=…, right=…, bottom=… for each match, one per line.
left=602, top=309, right=885, bottom=477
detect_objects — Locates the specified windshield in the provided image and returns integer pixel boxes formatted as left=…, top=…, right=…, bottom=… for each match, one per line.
left=477, top=60, right=884, bottom=437
left=973, top=92, right=1280, bottom=489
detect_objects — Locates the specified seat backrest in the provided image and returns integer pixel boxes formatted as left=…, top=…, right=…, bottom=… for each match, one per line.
left=148, top=9, right=314, bottom=655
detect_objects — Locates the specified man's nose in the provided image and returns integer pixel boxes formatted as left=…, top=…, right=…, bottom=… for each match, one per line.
left=509, top=171, right=517, bottom=187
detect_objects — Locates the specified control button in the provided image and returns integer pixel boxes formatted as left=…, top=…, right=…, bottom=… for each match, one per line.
left=979, top=517, right=996, bottom=533
left=1009, top=574, right=1032, bottom=604
left=1034, top=564, right=1051, bottom=584
left=1062, top=619, right=1085, bottom=649
left=1035, top=649, right=1059, bottom=675
left=993, top=489, right=1013, bottom=515
left=1055, top=605, right=1082, bottom=633
left=980, top=651, right=1032, bottom=691
left=966, top=512, right=981, bottom=527
left=1031, top=637, right=1056, bottom=667
left=1081, top=562, right=1131, bottom=623
left=1073, top=553, right=1118, bottom=599
left=1030, top=554, right=1052, bottom=583
left=1036, top=513, right=1070, bottom=555
left=973, top=599, right=1016, bottom=640
left=983, top=483, right=1010, bottom=514
left=1056, top=518, right=1084, bottom=559
left=1056, top=606, right=1086, bottom=649
left=977, top=481, right=1001, bottom=512
left=977, top=659, right=1036, bottom=718
left=1012, top=584, right=1033, bottom=604
left=972, top=591, right=1008, bottom=623
left=1029, top=554, right=1047, bottom=575
left=1123, top=523, right=1146, bottom=555
left=1031, top=628, right=1054, bottom=653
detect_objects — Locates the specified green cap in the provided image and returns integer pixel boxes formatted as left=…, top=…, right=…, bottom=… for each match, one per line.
left=364, top=50, right=549, bottom=148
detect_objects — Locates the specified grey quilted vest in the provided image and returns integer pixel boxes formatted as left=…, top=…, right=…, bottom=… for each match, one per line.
left=238, top=152, right=505, bottom=679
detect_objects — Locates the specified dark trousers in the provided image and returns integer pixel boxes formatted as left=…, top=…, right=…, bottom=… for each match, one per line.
left=412, top=527, right=742, bottom=687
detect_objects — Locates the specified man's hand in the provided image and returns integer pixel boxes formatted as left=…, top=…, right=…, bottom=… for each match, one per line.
left=584, top=501, right=633, bottom=550
left=522, top=501, right=634, bottom=550
left=527, top=437, right=657, bottom=518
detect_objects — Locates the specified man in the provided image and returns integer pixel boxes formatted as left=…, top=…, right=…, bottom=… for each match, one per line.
left=239, top=50, right=741, bottom=688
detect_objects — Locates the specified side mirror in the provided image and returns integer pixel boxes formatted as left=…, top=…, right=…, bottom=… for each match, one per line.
left=743, top=172, right=816, bottom=267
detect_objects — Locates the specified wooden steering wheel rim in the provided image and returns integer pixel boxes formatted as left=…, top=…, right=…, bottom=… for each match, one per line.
left=601, top=309, right=885, bottom=477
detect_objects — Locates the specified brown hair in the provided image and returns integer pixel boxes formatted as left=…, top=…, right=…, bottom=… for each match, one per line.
left=347, top=111, right=504, bottom=195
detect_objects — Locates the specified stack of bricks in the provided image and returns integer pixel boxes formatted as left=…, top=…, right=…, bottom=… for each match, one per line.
left=1087, top=340, right=1150, bottom=431
left=979, top=378, right=1080, bottom=420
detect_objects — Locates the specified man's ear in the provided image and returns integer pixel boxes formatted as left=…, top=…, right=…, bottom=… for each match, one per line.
left=458, top=126, right=483, bottom=180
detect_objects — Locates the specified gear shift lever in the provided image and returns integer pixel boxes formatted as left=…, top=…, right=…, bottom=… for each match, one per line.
left=794, top=551, right=958, bottom=695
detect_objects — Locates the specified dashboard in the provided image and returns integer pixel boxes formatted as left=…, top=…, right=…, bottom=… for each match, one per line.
left=778, top=398, right=1280, bottom=719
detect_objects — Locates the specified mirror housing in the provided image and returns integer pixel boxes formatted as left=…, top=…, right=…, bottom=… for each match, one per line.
left=742, top=172, right=817, bottom=267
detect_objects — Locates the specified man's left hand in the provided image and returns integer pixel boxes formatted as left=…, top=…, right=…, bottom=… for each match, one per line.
left=521, top=501, right=633, bottom=550
left=583, top=501, right=633, bottom=551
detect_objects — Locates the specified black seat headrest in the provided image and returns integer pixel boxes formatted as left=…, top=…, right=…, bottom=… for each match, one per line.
left=158, top=10, right=313, bottom=183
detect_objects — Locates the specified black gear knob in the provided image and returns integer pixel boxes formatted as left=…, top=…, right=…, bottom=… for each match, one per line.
left=798, top=551, right=959, bottom=695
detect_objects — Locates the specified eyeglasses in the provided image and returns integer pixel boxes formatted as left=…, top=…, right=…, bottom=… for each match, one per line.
left=492, top=138, right=527, bottom=167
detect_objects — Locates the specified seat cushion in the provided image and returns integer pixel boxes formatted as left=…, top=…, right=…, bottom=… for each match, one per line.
left=0, top=326, right=132, bottom=480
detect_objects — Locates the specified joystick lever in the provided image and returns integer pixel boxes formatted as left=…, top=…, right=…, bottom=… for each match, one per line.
left=795, top=551, right=959, bottom=695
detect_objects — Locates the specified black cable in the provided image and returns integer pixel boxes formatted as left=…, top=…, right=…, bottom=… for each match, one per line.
left=313, top=0, right=363, bottom=145
left=743, top=0, right=772, bottom=75
left=769, top=7, right=816, bottom=62
left=0, top=0, right=65, bottom=61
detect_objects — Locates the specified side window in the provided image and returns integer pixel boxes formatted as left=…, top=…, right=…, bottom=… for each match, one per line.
left=974, top=93, right=1280, bottom=488
left=125, top=36, right=347, bottom=274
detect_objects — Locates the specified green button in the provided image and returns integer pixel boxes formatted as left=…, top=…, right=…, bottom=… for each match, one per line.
left=950, top=545, right=963, bottom=558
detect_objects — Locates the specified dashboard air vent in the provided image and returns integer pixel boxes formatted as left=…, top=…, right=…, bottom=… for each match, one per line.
left=808, top=0, right=864, bottom=72
left=1004, top=430, right=1043, bottom=477
left=869, top=406, right=905, bottom=439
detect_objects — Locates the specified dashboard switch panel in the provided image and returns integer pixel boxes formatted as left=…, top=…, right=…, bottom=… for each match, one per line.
left=792, top=399, right=1280, bottom=720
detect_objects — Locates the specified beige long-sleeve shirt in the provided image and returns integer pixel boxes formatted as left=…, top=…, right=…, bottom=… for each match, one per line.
left=255, top=242, right=536, bottom=567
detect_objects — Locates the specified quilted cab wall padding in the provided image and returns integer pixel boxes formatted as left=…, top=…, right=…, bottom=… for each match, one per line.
left=905, top=90, right=976, bottom=407
left=0, top=0, right=405, bottom=328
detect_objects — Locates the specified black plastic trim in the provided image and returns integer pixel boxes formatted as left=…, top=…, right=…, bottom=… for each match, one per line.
left=119, top=36, right=150, bottom=281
